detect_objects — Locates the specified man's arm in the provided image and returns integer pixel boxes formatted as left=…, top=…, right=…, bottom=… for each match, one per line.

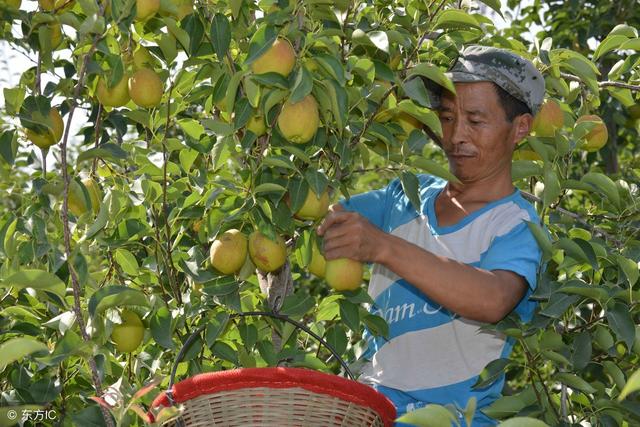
left=317, top=206, right=527, bottom=323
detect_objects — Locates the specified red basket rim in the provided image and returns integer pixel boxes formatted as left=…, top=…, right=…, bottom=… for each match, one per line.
left=150, top=367, right=396, bottom=426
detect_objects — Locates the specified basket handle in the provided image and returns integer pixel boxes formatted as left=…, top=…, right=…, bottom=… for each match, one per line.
left=165, top=310, right=355, bottom=405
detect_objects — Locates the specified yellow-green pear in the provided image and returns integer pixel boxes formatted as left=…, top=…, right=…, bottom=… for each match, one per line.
left=532, top=99, right=564, bottom=137
left=575, top=114, right=608, bottom=152
left=25, top=107, right=64, bottom=149
left=135, top=0, right=160, bottom=20
left=277, top=95, right=320, bottom=144
left=325, top=258, right=363, bottom=291
left=248, top=231, right=287, bottom=272
left=210, top=229, right=248, bottom=275
left=295, top=189, right=329, bottom=220
left=128, top=68, right=163, bottom=108
left=132, top=46, right=156, bottom=69
left=246, top=113, right=267, bottom=136
left=96, top=74, right=130, bottom=107
left=110, top=310, right=145, bottom=353
left=83, top=177, right=102, bottom=213
left=307, top=240, right=326, bottom=278
left=250, top=37, right=296, bottom=77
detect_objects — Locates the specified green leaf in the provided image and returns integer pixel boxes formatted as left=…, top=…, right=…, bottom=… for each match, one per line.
left=225, top=69, right=249, bottom=118
left=543, top=168, right=561, bottom=209
left=338, top=300, right=360, bottom=333
left=88, top=285, right=150, bottom=318
left=368, top=30, right=389, bottom=53
left=556, top=237, right=590, bottom=266
left=3, top=87, right=25, bottom=115
left=280, top=292, right=315, bottom=317
left=400, top=171, right=421, bottom=214
left=324, top=325, right=348, bottom=356
left=408, top=63, right=456, bottom=95
left=212, top=341, right=238, bottom=364
left=0, top=130, right=18, bottom=165
left=150, top=306, right=174, bottom=349
left=254, top=182, right=287, bottom=195
left=407, top=156, right=460, bottom=182
left=555, top=372, right=597, bottom=394
left=397, top=99, right=442, bottom=137
left=396, top=404, right=459, bottom=427
left=304, top=169, right=329, bottom=197
left=525, top=221, right=552, bottom=262
left=434, top=9, right=481, bottom=30
left=512, top=160, right=543, bottom=181
left=205, top=312, right=229, bottom=347
left=85, top=192, right=110, bottom=239
left=3, top=269, right=66, bottom=299
left=498, top=418, right=549, bottom=427
left=165, top=18, right=190, bottom=52
left=177, top=119, right=204, bottom=139
left=478, top=0, right=503, bottom=18
left=290, top=67, right=313, bottom=104
left=616, top=254, right=639, bottom=286
left=618, top=368, right=640, bottom=401
left=540, top=294, right=580, bottom=318
left=245, top=25, right=278, bottom=65
left=363, top=314, right=389, bottom=339
left=114, top=248, right=139, bottom=276
left=606, top=302, right=636, bottom=350
left=571, top=331, right=592, bottom=370
left=619, top=37, right=640, bottom=51
left=473, top=358, right=511, bottom=389
left=0, top=337, right=48, bottom=372
left=77, top=143, right=127, bottom=164
left=594, top=35, right=629, bottom=60
left=402, top=77, right=433, bottom=109
left=582, top=172, right=621, bottom=210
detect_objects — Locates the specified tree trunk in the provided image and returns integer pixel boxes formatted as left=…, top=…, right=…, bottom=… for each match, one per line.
left=257, top=261, right=294, bottom=350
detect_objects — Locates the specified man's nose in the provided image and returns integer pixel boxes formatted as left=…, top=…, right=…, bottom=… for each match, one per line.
left=449, top=118, right=467, bottom=144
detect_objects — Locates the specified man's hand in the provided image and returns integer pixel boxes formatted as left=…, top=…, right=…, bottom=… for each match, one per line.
left=317, top=204, right=387, bottom=263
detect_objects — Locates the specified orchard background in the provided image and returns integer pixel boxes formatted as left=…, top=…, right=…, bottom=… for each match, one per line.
left=0, top=0, right=639, bottom=426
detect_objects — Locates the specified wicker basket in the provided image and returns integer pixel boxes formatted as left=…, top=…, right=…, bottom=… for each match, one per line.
left=147, top=311, right=396, bottom=426
left=150, top=367, right=396, bottom=426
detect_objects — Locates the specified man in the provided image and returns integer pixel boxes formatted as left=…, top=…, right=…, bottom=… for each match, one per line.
left=317, top=45, right=545, bottom=426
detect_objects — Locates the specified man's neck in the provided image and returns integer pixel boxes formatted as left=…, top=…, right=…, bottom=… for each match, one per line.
left=444, top=175, right=515, bottom=204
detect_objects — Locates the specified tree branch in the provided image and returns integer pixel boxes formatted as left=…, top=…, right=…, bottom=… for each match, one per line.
left=559, top=72, right=640, bottom=91
left=520, top=191, right=623, bottom=247
left=57, top=4, right=115, bottom=427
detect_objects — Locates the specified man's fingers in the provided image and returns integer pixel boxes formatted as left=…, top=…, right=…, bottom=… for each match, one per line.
left=317, top=210, right=351, bottom=235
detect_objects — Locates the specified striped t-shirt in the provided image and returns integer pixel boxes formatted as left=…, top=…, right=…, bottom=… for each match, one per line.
left=342, top=175, right=541, bottom=426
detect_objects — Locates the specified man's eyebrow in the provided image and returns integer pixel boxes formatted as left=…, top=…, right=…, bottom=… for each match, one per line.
left=438, top=105, right=454, bottom=112
left=466, top=109, right=488, bottom=117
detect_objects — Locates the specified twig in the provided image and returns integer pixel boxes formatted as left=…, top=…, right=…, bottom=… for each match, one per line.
left=520, top=190, right=623, bottom=246
left=160, top=82, right=182, bottom=304
left=91, top=103, right=103, bottom=176
left=560, top=72, right=640, bottom=91
left=57, top=3, right=115, bottom=427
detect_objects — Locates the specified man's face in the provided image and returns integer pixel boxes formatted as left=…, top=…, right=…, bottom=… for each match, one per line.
left=437, top=82, right=523, bottom=184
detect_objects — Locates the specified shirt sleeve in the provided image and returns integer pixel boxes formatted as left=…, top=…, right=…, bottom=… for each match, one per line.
left=339, top=179, right=403, bottom=229
left=479, top=221, right=542, bottom=290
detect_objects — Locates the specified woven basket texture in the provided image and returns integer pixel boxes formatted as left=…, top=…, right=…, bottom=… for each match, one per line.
left=163, top=385, right=386, bottom=427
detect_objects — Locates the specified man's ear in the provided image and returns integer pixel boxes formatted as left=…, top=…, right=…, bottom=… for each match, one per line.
left=512, top=113, right=534, bottom=146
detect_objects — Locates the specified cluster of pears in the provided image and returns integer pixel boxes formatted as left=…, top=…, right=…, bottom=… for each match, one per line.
left=96, top=47, right=164, bottom=109
left=209, top=188, right=364, bottom=291
left=516, top=98, right=608, bottom=160
left=110, top=309, right=145, bottom=353
left=245, top=37, right=321, bottom=144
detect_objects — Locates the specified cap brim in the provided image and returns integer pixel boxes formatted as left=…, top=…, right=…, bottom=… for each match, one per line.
left=446, top=71, right=488, bottom=83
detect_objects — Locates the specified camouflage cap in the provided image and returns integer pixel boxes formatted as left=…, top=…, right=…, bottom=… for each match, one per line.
left=431, top=45, right=545, bottom=115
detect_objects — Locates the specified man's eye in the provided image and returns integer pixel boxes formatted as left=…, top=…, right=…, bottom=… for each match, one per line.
left=470, top=120, right=482, bottom=125
left=440, top=116, right=453, bottom=122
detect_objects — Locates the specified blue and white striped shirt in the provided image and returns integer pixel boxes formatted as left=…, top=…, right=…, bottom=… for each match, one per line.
left=342, top=175, right=541, bottom=426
